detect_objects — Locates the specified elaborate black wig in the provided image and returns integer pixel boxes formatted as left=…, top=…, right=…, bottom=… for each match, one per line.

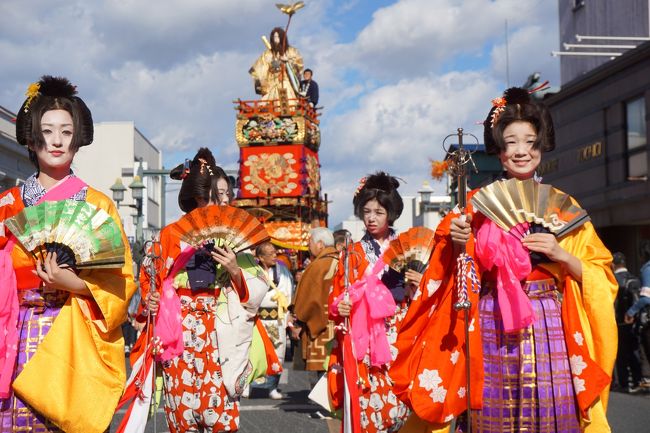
left=270, top=27, right=288, bottom=54
left=15, top=76, right=93, bottom=169
left=171, top=147, right=230, bottom=213
left=353, top=171, right=403, bottom=225
left=483, top=87, right=555, bottom=155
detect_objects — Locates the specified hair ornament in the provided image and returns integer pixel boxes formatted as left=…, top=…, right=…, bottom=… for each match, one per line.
left=23, top=82, right=41, bottom=113
left=488, top=82, right=550, bottom=128
left=489, top=96, right=507, bottom=128
left=198, top=158, right=214, bottom=176
left=354, top=177, right=367, bottom=197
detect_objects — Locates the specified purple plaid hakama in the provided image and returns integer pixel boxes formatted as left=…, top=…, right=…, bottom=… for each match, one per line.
left=0, top=289, right=68, bottom=433
left=460, top=278, right=580, bottom=433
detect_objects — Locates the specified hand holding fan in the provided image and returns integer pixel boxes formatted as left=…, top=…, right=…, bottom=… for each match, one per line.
left=168, top=205, right=270, bottom=252
left=168, top=205, right=270, bottom=289
left=470, top=178, right=590, bottom=239
left=382, top=227, right=435, bottom=274
left=5, top=200, right=125, bottom=269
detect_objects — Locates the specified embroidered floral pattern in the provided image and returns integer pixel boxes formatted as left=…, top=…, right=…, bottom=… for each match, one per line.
left=573, top=331, right=584, bottom=346
left=427, top=279, right=442, bottom=297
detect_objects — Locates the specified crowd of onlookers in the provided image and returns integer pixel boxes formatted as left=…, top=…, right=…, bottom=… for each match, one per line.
left=612, top=244, right=650, bottom=394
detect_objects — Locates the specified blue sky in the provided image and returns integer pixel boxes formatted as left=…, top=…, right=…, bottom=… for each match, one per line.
left=0, top=0, right=560, bottom=226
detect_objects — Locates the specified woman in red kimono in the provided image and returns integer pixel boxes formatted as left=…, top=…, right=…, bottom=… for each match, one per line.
left=141, top=148, right=269, bottom=433
left=327, top=172, right=419, bottom=433
left=391, top=88, right=617, bottom=433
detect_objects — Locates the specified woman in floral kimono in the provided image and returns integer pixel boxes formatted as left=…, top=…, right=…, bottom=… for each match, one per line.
left=0, top=76, right=135, bottom=433
left=328, top=172, right=419, bottom=433
left=141, top=148, right=269, bottom=433
left=391, top=88, right=617, bottom=433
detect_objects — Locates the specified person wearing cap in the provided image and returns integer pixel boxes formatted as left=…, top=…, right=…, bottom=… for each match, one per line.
left=0, top=76, right=136, bottom=433
left=392, top=88, right=617, bottom=433
left=611, top=252, right=643, bottom=393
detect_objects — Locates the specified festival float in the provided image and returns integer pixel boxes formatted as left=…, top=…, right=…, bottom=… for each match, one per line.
left=231, top=2, right=327, bottom=266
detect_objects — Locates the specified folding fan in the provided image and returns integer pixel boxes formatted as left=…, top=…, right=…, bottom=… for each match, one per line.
left=382, top=227, right=436, bottom=274
left=4, top=200, right=125, bottom=269
left=470, top=178, right=590, bottom=239
left=169, top=205, right=270, bottom=253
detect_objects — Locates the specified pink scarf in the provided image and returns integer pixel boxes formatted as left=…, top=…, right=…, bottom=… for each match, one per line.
left=0, top=237, right=18, bottom=398
left=0, top=175, right=88, bottom=398
left=35, top=176, right=87, bottom=205
left=154, top=245, right=196, bottom=362
left=475, top=220, right=535, bottom=332
left=331, top=257, right=397, bottom=366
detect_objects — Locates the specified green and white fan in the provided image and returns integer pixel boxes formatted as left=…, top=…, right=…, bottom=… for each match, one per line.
left=5, top=200, right=125, bottom=269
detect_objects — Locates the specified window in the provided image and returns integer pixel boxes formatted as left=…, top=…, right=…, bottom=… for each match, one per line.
left=626, top=96, right=647, bottom=178
left=147, top=175, right=159, bottom=202
left=572, top=0, right=585, bottom=11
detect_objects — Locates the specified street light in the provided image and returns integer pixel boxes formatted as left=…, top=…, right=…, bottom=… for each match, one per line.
left=110, top=175, right=145, bottom=243
left=128, top=175, right=145, bottom=243
left=418, top=181, right=434, bottom=209
left=109, top=178, right=127, bottom=206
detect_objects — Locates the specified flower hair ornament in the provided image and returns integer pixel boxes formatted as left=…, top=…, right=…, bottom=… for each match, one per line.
left=489, top=97, right=507, bottom=128
left=198, top=158, right=214, bottom=176
left=23, top=82, right=41, bottom=113
left=354, top=177, right=367, bottom=197
left=488, top=80, right=550, bottom=128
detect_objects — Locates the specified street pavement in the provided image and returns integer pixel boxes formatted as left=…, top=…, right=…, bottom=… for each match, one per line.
left=111, top=359, right=650, bottom=433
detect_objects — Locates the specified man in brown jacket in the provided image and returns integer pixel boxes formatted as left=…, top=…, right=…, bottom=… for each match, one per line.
left=291, top=228, right=339, bottom=372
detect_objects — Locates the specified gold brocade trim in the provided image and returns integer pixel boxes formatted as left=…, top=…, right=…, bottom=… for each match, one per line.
left=259, top=307, right=279, bottom=320
left=235, top=118, right=248, bottom=146
left=235, top=116, right=306, bottom=147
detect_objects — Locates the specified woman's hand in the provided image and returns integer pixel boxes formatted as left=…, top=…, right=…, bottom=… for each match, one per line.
left=33, top=252, right=89, bottom=295
left=522, top=233, right=582, bottom=281
left=337, top=300, right=352, bottom=317
left=211, top=244, right=242, bottom=288
left=146, top=290, right=160, bottom=314
left=522, top=233, right=567, bottom=262
left=450, top=214, right=472, bottom=247
left=404, top=269, right=423, bottom=287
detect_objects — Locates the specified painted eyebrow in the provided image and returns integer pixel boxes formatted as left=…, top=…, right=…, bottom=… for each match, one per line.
left=41, top=122, right=73, bottom=127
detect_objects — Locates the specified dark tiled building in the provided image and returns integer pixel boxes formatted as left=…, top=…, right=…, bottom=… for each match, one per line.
left=544, top=41, right=650, bottom=272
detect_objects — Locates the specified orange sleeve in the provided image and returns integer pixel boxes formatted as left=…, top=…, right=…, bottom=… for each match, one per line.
left=328, top=242, right=366, bottom=323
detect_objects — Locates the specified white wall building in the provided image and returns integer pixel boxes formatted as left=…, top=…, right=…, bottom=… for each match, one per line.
left=73, top=121, right=163, bottom=242
left=0, top=105, right=32, bottom=191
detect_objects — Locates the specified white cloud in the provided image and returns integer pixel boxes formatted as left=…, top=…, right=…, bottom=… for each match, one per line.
left=490, top=24, right=560, bottom=87
left=320, top=70, right=499, bottom=224
left=0, top=0, right=562, bottom=229
left=347, top=0, right=553, bottom=80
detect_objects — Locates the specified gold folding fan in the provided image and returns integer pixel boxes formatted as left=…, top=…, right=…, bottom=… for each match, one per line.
left=470, top=178, right=590, bottom=238
left=382, top=227, right=436, bottom=274
left=4, top=200, right=125, bottom=269
left=169, top=205, right=270, bottom=252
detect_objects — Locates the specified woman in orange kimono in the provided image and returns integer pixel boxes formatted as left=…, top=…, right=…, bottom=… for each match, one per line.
left=140, top=148, right=270, bottom=433
left=327, top=172, right=419, bottom=433
left=0, top=76, right=135, bottom=433
left=391, top=88, right=617, bottom=433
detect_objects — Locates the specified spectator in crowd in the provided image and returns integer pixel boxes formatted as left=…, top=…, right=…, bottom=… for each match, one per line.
left=252, top=242, right=294, bottom=399
left=292, top=228, right=339, bottom=373
left=612, top=252, right=643, bottom=392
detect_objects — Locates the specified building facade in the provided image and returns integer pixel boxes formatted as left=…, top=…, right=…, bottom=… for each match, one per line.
left=0, top=105, right=32, bottom=191
left=73, top=121, right=163, bottom=242
left=558, top=0, right=649, bottom=84
left=546, top=5, right=650, bottom=272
